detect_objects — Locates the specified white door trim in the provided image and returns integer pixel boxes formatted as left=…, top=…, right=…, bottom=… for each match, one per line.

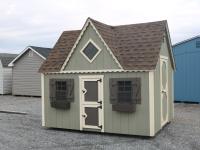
left=79, top=75, right=104, bottom=132
left=160, top=56, right=169, bottom=126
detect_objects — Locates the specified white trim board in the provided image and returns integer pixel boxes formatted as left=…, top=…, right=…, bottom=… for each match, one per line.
left=60, top=18, right=123, bottom=71
left=41, top=74, right=45, bottom=126
left=8, top=46, right=46, bottom=67
left=149, top=71, right=155, bottom=136
left=45, top=69, right=151, bottom=74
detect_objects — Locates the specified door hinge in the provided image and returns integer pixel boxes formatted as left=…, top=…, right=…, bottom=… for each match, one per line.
left=97, top=101, right=102, bottom=104
left=97, top=105, right=102, bottom=109
left=98, top=125, right=102, bottom=129
left=97, top=79, right=102, bottom=82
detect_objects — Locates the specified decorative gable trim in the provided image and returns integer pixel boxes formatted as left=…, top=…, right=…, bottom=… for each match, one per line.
left=89, top=20, right=123, bottom=69
left=60, top=18, right=123, bottom=71
left=164, top=24, right=176, bottom=69
left=45, top=69, right=151, bottom=75
left=80, top=39, right=102, bottom=63
left=8, top=46, right=46, bottom=67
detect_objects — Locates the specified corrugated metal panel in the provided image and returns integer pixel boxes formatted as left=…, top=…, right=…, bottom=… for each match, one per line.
left=12, top=49, right=44, bottom=96
left=173, top=37, right=200, bottom=102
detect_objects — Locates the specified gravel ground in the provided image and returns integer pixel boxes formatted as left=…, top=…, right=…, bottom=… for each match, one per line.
left=0, top=95, right=200, bottom=150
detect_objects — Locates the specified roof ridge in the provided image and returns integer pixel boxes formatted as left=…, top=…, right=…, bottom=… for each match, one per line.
left=89, top=17, right=167, bottom=28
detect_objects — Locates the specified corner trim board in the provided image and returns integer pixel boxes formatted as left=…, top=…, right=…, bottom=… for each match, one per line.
left=41, top=73, right=45, bottom=126
left=149, top=71, right=155, bottom=136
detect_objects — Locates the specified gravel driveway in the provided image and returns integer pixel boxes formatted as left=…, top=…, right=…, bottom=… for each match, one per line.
left=0, top=95, right=200, bottom=150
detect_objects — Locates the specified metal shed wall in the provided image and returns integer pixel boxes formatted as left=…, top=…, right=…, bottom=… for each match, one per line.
left=12, top=49, right=44, bottom=96
left=173, top=37, right=200, bottom=103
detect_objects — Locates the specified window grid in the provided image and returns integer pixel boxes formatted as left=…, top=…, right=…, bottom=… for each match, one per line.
left=55, top=81, right=67, bottom=100
left=117, top=81, right=132, bottom=103
left=196, top=41, right=200, bottom=48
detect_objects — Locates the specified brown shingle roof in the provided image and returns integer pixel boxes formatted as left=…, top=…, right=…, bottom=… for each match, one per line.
left=39, top=18, right=170, bottom=73
left=91, top=18, right=166, bottom=70
left=39, top=30, right=81, bottom=73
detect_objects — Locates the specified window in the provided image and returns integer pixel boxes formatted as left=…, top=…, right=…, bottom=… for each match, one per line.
left=196, top=41, right=200, bottom=48
left=109, top=78, right=141, bottom=112
left=28, top=51, right=33, bottom=57
left=117, top=81, right=132, bottom=103
left=81, top=40, right=101, bottom=62
left=49, top=79, right=74, bottom=109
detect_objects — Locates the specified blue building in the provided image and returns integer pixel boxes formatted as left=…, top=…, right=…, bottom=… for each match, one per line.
left=173, top=36, right=200, bottom=103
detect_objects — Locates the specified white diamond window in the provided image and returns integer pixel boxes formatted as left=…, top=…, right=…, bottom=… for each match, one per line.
left=81, top=41, right=101, bottom=62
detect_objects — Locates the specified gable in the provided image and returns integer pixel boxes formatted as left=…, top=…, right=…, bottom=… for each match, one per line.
left=14, top=49, right=44, bottom=69
left=64, top=24, right=121, bottom=71
left=39, top=18, right=173, bottom=73
left=160, top=37, right=174, bottom=69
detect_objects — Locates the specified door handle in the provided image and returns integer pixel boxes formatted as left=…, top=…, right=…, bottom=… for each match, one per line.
left=82, top=114, right=86, bottom=118
left=82, top=90, right=86, bottom=94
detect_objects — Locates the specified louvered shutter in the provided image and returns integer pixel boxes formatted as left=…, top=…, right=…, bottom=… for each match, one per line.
left=66, top=79, right=74, bottom=102
left=49, top=79, right=55, bottom=103
left=131, top=78, right=141, bottom=104
left=109, top=79, right=118, bottom=104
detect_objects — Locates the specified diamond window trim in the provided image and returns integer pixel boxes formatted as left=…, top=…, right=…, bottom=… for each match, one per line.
left=80, top=39, right=102, bottom=63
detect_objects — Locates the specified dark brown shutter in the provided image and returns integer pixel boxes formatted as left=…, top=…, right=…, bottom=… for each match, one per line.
left=49, top=79, right=55, bottom=102
left=109, top=79, right=118, bottom=104
left=112, top=103, right=136, bottom=112
left=131, top=78, right=141, bottom=104
left=66, top=79, right=74, bottom=102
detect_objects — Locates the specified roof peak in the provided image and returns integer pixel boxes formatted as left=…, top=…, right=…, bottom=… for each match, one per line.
left=29, top=46, right=51, bottom=49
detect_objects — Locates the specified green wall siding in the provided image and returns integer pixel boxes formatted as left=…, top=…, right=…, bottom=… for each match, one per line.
left=64, top=24, right=120, bottom=71
left=43, top=72, right=151, bottom=136
left=43, top=74, right=80, bottom=130
left=154, top=60, right=161, bottom=133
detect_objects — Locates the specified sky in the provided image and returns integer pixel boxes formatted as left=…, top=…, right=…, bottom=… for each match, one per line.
left=0, top=0, right=200, bottom=53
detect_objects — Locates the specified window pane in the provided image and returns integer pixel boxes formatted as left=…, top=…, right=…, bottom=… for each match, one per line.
left=55, top=81, right=67, bottom=101
left=118, top=86, right=124, bottom=91
left=82, top=42, right=99, bottom=60
left=118, top=81, right=124, bottom=86
left=125, top=86, right=131, bottom=91
left=196, top=41, right=200, bottom=48
left=125, top=81, right=131, bottom=86
left=117, top=80, right=132, bottom=103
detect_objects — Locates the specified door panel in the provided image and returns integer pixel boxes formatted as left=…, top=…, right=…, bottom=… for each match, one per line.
left=85, top=107, right=99, bottom=126
left=84, top=81, right=98, bottom=102
left=160, top=57, right=168, bottom=126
